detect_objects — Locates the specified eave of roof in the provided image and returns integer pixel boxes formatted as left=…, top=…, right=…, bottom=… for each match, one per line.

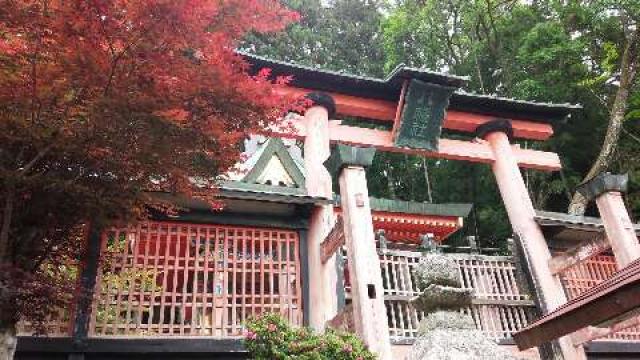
left=535, top=210, right=640, bottom=233
left=218, top=181, right=331, bottom=204
left=335, top=195, right=472, bottom=218
left=513, top=258, right=640, bottom=350
left=147, top=183, right=331, bottom=210
left=240, top=51, right=581, bottom=123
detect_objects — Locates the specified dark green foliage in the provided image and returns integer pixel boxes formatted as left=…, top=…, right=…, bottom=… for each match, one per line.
left=244, top=313, right=376, bottom=360
left=242, top=0, right=386, bottom=76
left=381, top=0, right=640, bottom=219
left=615, top=92, right=640, bottom=215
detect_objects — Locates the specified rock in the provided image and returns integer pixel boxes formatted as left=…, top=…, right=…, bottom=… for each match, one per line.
left=414, top=254, right=461, bottom=288
left=407, top=252, right=518, bottom=360
left=411, top=284, right=472, bottom=313
left=326, top=304, right=354, bottom=332
left=408, top=329, right=519, bottom=360
left=417, top=311, right=476, bottom=334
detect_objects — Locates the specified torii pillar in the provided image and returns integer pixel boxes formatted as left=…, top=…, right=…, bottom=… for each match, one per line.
left=478, top=119, right=586, bottom=360
left=303, top=93, right=339, bottom=331
left=325, top=144, right=392, bottom=360
left=577, top=173, right=640, bottom=268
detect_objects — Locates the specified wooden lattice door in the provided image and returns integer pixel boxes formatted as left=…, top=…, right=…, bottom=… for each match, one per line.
left=90, top=221, right=303, bottom=337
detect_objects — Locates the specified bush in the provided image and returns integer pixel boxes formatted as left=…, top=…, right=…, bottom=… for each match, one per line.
left=244, top=313, right=376, bottom=360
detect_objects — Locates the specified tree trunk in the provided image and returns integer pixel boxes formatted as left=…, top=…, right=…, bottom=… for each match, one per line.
left=422, top=158, right=433, bottom=203
left=568, top=26, right=640, bottom=215
left=0, top=301, right=17, bottom=360
left=0, top=188, right=14, bottom=261
left=385, top=158, right=396, bottom=199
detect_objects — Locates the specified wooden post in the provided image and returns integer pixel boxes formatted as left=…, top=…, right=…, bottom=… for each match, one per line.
left=577, top=173, right=640, bottom=268
left=327, top=144, right=392, bottom=360
left=478, top=119, right=586, bottom=360
left=303, top=93, right=338, bottom=331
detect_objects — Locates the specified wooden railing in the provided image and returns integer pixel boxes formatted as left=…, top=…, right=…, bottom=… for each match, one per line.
left=89, top=221, right=303, bottom=337
left=560, top=255, right=640, bottom=341
left=560, top=254, right=618, bottom=300
left=377, top=249, right=536, bottom=342
left=20, top=226, right=640, bottom=344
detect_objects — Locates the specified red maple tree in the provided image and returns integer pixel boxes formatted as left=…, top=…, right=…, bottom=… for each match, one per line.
left=0, top=0, right=298, bottom=356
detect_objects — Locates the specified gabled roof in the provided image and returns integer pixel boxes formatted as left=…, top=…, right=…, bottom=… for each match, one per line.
left=534, top=210, right=639, bottom=231
left=224, top=137, right=306, bottom=190
left=334, top=195, right=471, bottom=243
left=241, top=137, right=305, bottom=188
left=221, top=137, right=473, bottom=222
left=240, top=51, right=581, bottom=123
left=214, top=137, right=332, bottom=204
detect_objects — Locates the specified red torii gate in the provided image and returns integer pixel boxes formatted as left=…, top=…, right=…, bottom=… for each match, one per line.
left=244, top=53, right=585, bottom=359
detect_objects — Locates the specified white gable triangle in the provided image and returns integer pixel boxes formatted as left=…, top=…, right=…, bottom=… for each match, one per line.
left=255, top=154, right=297, bottom=187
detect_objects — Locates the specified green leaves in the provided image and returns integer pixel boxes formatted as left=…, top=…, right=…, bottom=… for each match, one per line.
left=244, top=313, right=376, bottom=360
left=242, top=0, right=386, bottom=77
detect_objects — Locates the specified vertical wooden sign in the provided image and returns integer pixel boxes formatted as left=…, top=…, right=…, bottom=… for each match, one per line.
left=394, top=79, right=455, bottom=151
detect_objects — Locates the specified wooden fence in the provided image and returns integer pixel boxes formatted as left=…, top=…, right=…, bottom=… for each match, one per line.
left=377, top=249, right=536, bottom=342
left=560, top=254, right=640, bottom=341
left=19, top=225, right=640, bottom=344
left=89, top=221, right=303, bottom=337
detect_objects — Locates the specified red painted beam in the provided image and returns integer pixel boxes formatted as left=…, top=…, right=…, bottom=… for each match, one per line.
left=320, top=216, right=345, bottom=264
left=278, top=87, right=396, bottom=121
left=267, top=116, right=562, bottom=171
left=276, top=87, right=555, bottom=141
left=513, top=259, right=640, bottom=350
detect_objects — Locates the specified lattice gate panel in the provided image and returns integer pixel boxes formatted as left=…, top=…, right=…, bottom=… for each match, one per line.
left=90, top=221, right=302, bottom=337
left=385, top=300, right=424, bottom=339
left=456, top=257, right=529, bottom=301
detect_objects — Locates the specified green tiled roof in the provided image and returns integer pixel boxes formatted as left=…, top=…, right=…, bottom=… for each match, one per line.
left=222, top=137, right=472, bottom=215
left=218, top=180, right=330, bottom=204
left=335, top=195, right=472, bottom=218
left=535, top=210, right=640, bottom=233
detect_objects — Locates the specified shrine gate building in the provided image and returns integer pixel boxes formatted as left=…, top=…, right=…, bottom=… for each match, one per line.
left=15, top=54, right=640, bottom=360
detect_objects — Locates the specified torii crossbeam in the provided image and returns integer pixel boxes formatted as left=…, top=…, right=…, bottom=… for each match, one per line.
left=245, top=52, right=580, bottom=171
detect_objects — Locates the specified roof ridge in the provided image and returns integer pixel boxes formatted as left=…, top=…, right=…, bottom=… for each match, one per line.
left=238, top=50, right=582, bottom=114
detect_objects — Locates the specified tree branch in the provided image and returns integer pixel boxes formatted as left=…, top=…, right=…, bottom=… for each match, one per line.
left=622, top=126, right=640, bottom=146
left=20, top=143, right=54, bottom=175
left=568, top=25, right=640, bottom=214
